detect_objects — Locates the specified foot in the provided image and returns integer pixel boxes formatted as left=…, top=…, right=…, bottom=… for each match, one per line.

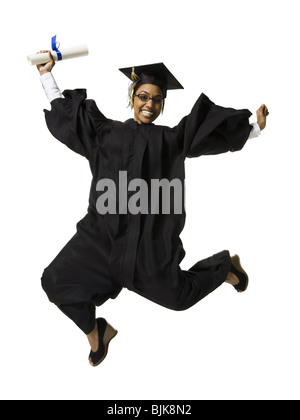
left=225, top=272, right=241, bottom=291
left=87, top=318, right=118, bottom=367
left=226, top=273, right=242, bottom=293
left=226, top=255, right=249, bottom=293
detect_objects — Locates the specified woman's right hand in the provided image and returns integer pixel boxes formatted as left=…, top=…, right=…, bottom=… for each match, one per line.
left=256, top=104, right=269, bottom=131
left=36, top=50, right=55, bottom=76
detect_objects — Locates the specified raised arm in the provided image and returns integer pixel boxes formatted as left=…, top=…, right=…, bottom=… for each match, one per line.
left=36, top=51, right=109, bottom=160
left=36, top=50, right=63, bottom=103
left=176, top=93, right=269, bottom=158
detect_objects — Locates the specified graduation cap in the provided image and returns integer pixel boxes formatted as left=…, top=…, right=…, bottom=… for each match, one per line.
left=119, top=62, right=184, bottom=101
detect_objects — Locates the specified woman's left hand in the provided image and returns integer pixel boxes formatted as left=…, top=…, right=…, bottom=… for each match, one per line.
left=256, top=104, right=269, bottom=131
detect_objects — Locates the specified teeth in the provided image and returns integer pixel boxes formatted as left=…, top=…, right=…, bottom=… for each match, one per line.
left=141, top=110, right=153, bottom=116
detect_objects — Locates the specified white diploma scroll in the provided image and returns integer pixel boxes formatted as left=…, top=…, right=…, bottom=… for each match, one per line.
left=27, top=45, right=89, bottom=65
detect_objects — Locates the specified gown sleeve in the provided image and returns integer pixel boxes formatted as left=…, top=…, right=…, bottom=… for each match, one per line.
left=44, top=89, right=109, bottom=159
left=175, top=93, right=253, bottom=158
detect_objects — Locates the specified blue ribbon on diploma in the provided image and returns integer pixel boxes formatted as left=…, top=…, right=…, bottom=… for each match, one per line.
left=51, top=35, right=62, bottom=61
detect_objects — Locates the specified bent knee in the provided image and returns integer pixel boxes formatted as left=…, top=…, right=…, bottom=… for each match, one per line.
left=154, top=292, right=191, bottom=312
left=41, top=267, right=59, bottom=302
left=168, top=300, right=190, bottom=312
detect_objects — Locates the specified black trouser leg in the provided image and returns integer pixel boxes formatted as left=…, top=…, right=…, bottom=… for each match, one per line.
left=57, top=301, right=96, bottom=335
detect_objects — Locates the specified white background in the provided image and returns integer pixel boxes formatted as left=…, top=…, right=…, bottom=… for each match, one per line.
left=1, top=0, right=299, bottom=400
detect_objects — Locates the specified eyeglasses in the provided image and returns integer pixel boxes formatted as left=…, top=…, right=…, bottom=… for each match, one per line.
left=134, top=94, right=164, bottom=105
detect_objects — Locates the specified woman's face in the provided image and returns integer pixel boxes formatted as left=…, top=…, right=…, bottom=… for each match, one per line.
left=133, top=84, right=164, bottom=125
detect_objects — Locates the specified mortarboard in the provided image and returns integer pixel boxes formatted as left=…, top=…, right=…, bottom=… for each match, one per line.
left=119, top=62, right=184, bottom=100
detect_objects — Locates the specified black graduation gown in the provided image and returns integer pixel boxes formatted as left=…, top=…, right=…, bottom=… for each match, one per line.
left=41, top=89, right=252, bottom=334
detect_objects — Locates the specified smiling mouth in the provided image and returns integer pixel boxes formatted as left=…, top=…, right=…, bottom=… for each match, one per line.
left=141, top=110, right=154, bottom=118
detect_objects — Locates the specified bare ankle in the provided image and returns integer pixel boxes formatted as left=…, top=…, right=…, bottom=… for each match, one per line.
left=87, top=321, right=98, bottom=352
left=226, top=272, right=239, bottom=286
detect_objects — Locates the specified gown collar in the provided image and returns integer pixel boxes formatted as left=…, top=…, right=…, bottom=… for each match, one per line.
left=124, top=118, right=154, bottom=127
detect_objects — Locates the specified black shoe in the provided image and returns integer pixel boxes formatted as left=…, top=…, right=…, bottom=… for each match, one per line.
left=89, top=318, right=118, bottom=367
left=230, top=255, right=249, bottom=292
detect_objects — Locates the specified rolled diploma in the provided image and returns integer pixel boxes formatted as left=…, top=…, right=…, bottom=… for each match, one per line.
left=27, top=45, right=89, bottom=65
